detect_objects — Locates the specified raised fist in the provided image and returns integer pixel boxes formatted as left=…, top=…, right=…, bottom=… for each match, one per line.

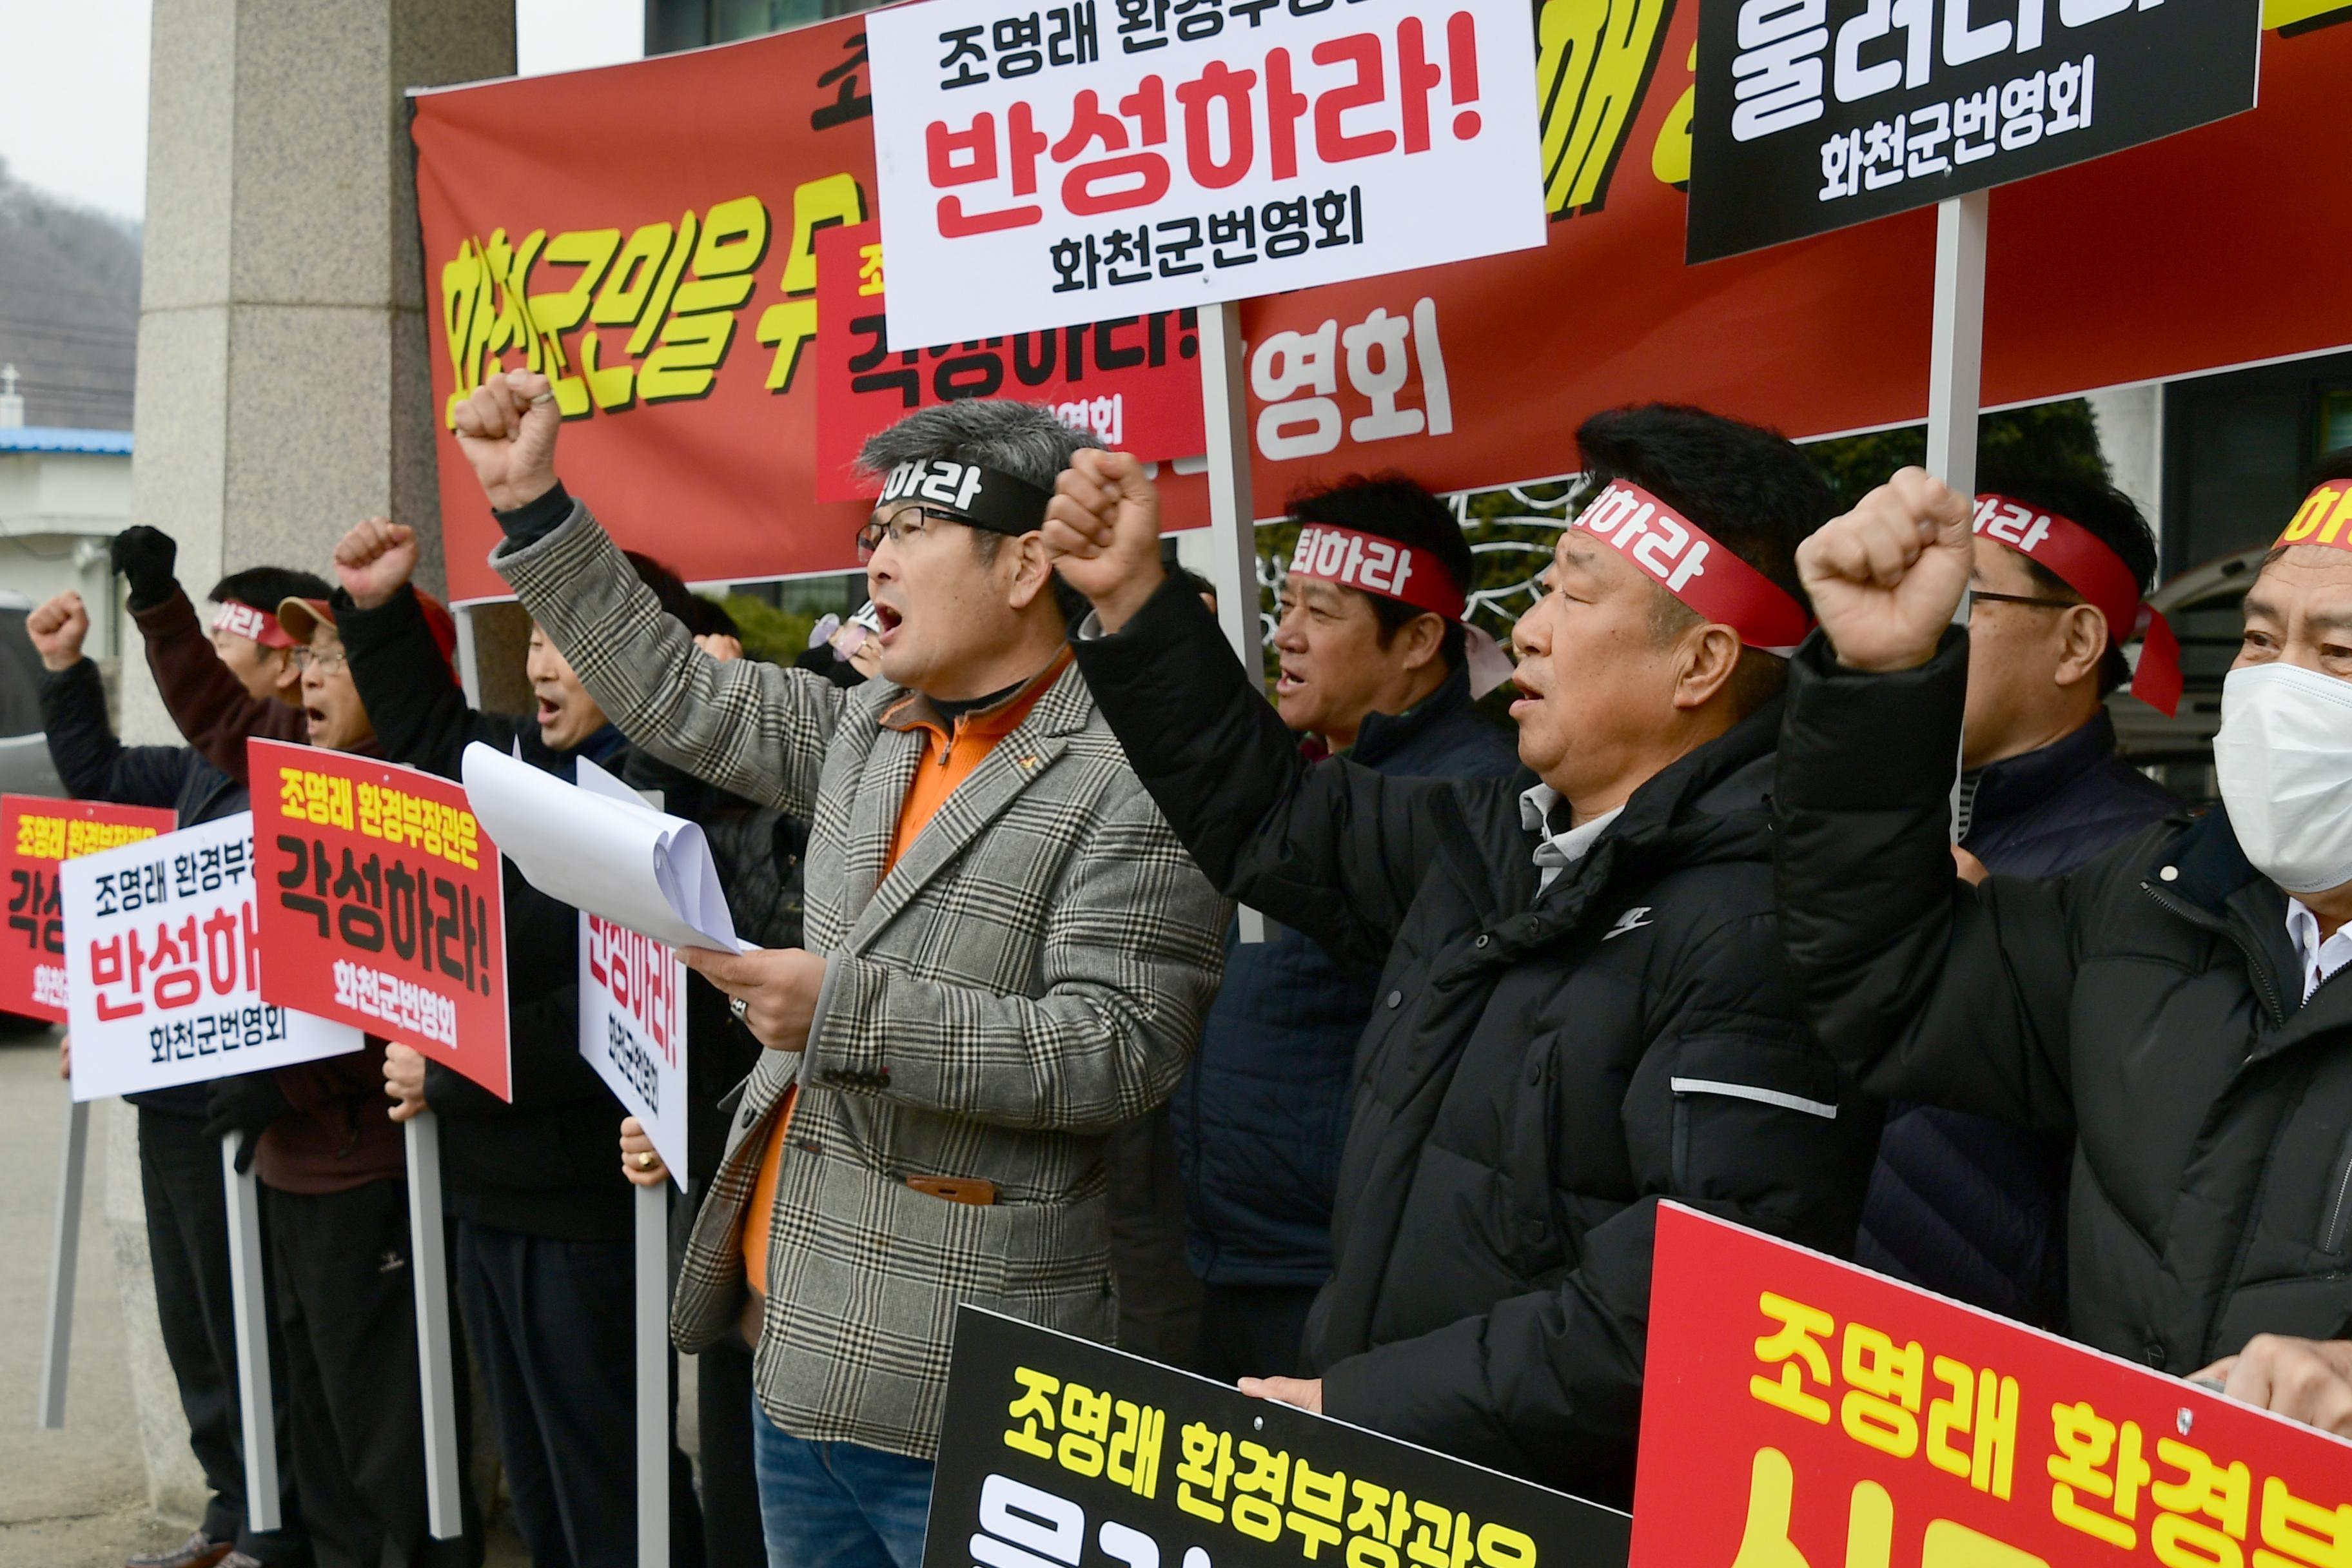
left=1795, top=467, right=1975, bottom=674
left=110, top=525, right=178, bottom=610
left=1042, top=449, right=1168, bottom=634
left=452, top=368, right=562, bottom=513
left=334, top=517, right=421, bottom=610
left=26, top=593, right=91, bottom=671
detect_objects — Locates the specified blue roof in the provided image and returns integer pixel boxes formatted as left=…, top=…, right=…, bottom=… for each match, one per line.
left=0, top=426, right=133, bottom=455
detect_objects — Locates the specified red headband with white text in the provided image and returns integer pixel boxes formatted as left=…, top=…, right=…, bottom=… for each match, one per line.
left=2278, top=480, right=2352, bottom=554
left=1286, top=525, right=1467, bottom=620
left=1972, top=495, right=2180, bottom=718
left=1571, top=482, right=1814, bottom=656
left=210, top=601, right=295, bottom=650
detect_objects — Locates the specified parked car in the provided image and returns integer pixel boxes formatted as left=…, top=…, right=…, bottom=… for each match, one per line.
left=0, top=590, right=64, bottom=799
left=2110, top=545, right=2267, bottom=807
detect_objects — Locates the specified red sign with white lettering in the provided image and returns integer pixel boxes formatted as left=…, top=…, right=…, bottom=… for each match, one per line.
left=1634, top=1204, right=2352, bottom=1568
left=1, top=795, right=177, bottom=1022
left=248, top=740, right=513, bottom=1099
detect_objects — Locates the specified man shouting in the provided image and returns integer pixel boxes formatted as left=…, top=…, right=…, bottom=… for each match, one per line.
left=449, top=370, right=1228, bottom=1567
left=1047, top=404, right=1881, bottom=1500
left=1774, top=457, right=2352, bottom=1436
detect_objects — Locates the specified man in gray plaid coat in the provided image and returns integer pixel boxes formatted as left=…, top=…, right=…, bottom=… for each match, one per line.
left=451, top=370, right=1230, bottom=1568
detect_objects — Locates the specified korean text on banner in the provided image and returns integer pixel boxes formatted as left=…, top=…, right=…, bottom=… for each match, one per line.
left=63, top=813, right=364, bottom=1103
left=3, top=794, right=176, bottom=1023
left=571, top=758, right=688, bottom=1186
left=867, top=0, right=1549, bottom=345
left=249, top=739, right=511, bottom=1101
left=814, top=220, right=1206, bottom=502
left=1631, top=1204, right=2352, bottom=1568
left=926, top=1306, right=1632, bottom=1568
left=1685, top=0, right=2262, bottom=262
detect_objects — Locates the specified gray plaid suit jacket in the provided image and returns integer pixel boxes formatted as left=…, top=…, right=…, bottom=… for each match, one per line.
left=491, top=502, right=1229, bottom=1458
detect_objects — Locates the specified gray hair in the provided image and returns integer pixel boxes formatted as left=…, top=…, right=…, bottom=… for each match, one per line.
left=856, top=400, right=1104, bottom=493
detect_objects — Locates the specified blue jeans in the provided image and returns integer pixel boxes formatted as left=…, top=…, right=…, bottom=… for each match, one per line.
left=750, top=1395, right=935, bottom=1568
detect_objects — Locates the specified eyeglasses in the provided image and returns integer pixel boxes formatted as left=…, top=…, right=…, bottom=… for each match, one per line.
left=1968, top=590, right=2081, bottom=611
left=856, top=504, right=956, bottom=564
left=291, top=646, right=348, bottom=673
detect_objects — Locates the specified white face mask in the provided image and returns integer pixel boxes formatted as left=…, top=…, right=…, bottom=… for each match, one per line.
left=2212, top=661, right=2352, bottom=895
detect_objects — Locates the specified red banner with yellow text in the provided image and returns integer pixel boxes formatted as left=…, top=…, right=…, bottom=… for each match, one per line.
left=1634, top=1204, right=2352, bottom=1568
left=1, top=796, right=179, bottom=1022
left=412, top=5, right=2352, bottom=600
left=249, top=740, right=511, bottom=1099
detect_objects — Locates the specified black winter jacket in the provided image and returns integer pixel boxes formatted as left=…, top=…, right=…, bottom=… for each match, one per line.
left=1177, top=662, right=1518, bottom=1287
left=1858, top=710, right=2175, bottom=1328
left=338, top=585, right=632, bottom=1244
left=1072, top=581, right=1881, bottom=1500
left=40, top=658, right=249, bottom=1116
left=1776, top=631, right=2352, bottom=1373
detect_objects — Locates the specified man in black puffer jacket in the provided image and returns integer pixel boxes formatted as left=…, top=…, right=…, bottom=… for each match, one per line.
left=1775, top=459, right=2352, bottom=1442
left=1048, top=405, right=1883, bottom=1502
left=1856, top=467, right=2176, bottom=1331
left=1177, top=478, right=1518, bottom=1384
left=329, top=518, right=705, bottom=1568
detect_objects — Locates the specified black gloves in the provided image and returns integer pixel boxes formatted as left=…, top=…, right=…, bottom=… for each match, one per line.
left=202, top=1072, right=295, bottom=1173
left=110, top=526, right=179, bottom=612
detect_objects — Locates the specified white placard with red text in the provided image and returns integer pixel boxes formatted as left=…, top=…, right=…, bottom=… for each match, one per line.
left=867, top=0, right=1547, bottom=345
left=574, top=760, right=689, bottom=1187
left=63, top=814, right=364, bottom=1103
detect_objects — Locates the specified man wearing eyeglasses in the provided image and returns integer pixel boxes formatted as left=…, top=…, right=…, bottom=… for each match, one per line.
left=1852, top=466, right=2176, bottom=1334
left=449, top=374, right=1228, bottom=1568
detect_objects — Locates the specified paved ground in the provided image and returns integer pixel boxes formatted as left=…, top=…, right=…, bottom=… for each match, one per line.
left=0, top=1023, right=541, bottom=1566
left=0, top=1021, right=186, bottom=1562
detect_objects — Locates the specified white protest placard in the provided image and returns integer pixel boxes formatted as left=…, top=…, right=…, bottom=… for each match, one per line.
left=460, top=743, right=746, bottom=957
left=866, top=0, right=1547, bottom=346
left=64, top=814, right=364, bottom=1102
left=573, top=758, right=689, bottom=1188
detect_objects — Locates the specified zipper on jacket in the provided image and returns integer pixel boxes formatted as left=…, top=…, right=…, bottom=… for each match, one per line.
left=2139, top=881, right=2289, bottom=1028
left=2321, top=1124, right=2352, bottom=1255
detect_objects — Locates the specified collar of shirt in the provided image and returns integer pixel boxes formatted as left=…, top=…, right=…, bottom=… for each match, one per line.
left=1519, top=783, right=1625, bottom=890
left=2284, top=898, right=2352, bottom=1004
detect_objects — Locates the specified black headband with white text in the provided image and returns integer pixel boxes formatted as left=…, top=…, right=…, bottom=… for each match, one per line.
left=873, top=457, right=1055, bottom=538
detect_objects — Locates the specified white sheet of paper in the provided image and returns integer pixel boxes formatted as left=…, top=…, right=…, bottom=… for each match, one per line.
left=460, top=743, right=746, bottom=955
left=64, top=813, right=364, bottom=1102
left=572, top=758, right=690, bottom=1186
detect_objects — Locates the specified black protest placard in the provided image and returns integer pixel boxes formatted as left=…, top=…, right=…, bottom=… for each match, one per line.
left=926, top=1308, right=1631, bottom=1568
left=1685, top=0, right=2260, bottom=262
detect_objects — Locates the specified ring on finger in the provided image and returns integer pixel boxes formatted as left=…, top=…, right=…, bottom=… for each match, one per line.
left=729, top=995, right=749, bottom=1024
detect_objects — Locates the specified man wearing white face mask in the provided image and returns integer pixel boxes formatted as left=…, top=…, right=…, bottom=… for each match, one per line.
left=1770, top=455, right=2352, bottom=1440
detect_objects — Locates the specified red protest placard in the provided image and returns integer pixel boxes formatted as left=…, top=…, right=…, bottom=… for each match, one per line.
left=812, top=220, right=1204, bottom=502
left=1634, top=1204, right=2352, bottom=1568
left=1, top=794, right=179, bottom=1021
left=248, top=740, right=511, bottom=1100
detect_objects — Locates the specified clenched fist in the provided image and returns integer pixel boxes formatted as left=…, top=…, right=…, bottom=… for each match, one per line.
left=334, top=517, right=421, bottom=610
left=453, top=368, right=563, bottom=513
left=1042, top=449, right=1168, bottom=633
left=26, top=593, right=90, bottom=671
left=1795, top=467, right=1975, bottom=674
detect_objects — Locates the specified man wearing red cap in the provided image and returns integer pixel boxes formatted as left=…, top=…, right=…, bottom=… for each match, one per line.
left=1046, top=404, right=1883, bottom=1498
left=1774, top=453, right=2352, bottom=1438
left=1854, top=467, right=2178, bottom=1335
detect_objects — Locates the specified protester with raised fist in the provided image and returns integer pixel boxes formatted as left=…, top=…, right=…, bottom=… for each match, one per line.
left=26, top=566, right=476, bottom=1568
left=450, top=369, right=1226, bottom=1568
left=1854, top=468, right=2177, bottom=1331
left=332, top=514, right=713, bottom=1568
left=1774, top=455, right=2352, bottom=1438
left=106, top=526, right=315, bottom=765
left=1174, top=478, right=1518, bottom=1386
left=1048, top=404, right=1881, bottom=1500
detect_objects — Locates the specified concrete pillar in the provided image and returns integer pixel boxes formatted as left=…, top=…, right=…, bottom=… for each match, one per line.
left=2087, top=384, right=2165, bottom=556
left=124, top=0, right=515, bottom=746
left=114, top=0, right=514, bottom=1513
